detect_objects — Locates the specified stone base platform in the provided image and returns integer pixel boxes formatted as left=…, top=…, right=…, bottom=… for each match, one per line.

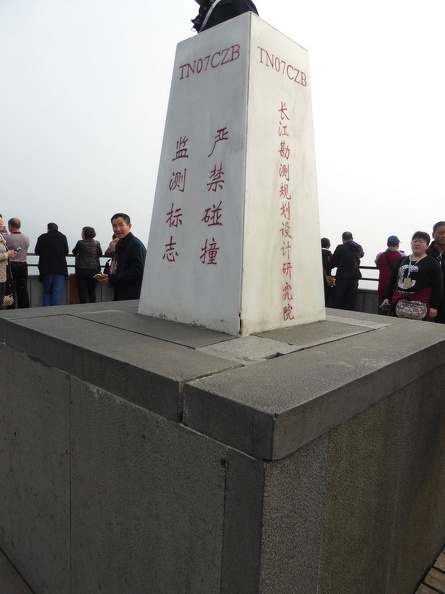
left=1, top=302, right=445, bottom=593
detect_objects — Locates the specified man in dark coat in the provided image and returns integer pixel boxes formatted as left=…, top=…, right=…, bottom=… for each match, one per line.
left=427, top=221, right=445, bottom=323
left=321, top=237, right=333, bottom=307
left=96, top=213, right=146, bottom=301
left=35, top=222, right=69, bottom=306
left=192, top=0, right=258, bottom=33
left=329, top=231, right=364, bottom=311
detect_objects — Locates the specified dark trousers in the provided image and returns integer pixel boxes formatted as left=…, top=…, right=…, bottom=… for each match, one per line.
left=324, top=281, right=334, bottom=307
left=76, top=269, right=97, bottom=303
left=9, top=262, right=29, bottom=308
left=377, top=295, right=388, bottom=315
left=333, top=279, right=358, bottom=311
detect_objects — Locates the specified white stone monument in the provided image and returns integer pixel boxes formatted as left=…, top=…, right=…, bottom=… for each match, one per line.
left=139, top=13, right=325, bottom=335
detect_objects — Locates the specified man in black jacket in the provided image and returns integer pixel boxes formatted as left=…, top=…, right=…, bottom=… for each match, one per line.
left=35, top=222, right=69, bottom=306
left=192, top=0, right=258, bottom=33
left=96, top=213, right=146, bottom=301
left=427, top=221, right=445, bottom=323
left=330, top=231, right=364, bottom=311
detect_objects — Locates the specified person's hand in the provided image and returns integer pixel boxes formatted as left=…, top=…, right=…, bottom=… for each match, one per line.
left=379, top=298, right=391, bottom=311
left=96, top=274, right=109, bottom=285
left=429, top=307, right=438, bottom=319
left=7, top=250, right=17, bottom=259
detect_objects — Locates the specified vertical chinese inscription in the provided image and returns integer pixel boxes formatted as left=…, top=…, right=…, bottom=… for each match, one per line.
left=161, top=128, right=229, bottom=267
left=201, top=127, right=229, bottom=265
left=163, top=135, right=189, bottom=262
left=277, top=102, right=294, bottom=321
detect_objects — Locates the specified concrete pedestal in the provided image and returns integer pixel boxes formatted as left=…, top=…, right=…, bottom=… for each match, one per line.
left=1, top=303, right=445, bottom=593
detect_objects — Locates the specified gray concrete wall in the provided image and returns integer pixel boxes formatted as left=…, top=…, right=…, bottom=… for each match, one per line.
left=0, top=302, right=444, bottom=593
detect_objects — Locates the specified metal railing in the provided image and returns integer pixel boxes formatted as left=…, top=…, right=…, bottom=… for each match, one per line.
left=23, top=255, right=381, bottom=282
left=8, top=254, right=114, bottom=308
left=4, top=257, right=380, bottom=312
left=21, top=253, right=110, bottom=271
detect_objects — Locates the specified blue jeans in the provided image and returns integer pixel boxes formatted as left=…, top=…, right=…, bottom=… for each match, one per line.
left=42, top=274, right=65, bottom=306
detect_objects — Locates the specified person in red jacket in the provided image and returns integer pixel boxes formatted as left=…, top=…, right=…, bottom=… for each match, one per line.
left=375, top=235, right=403, bottom=314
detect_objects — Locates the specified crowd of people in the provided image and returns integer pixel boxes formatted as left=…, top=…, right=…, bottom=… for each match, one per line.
left=1, top=210, right=444, bottom=323
left=322, top=222, right=445, bottom=323
left=0, top=2, right=261, bottom=311
left=0, top=213, right=146, bottom=309
left=188, top=2, right=444, bottom=326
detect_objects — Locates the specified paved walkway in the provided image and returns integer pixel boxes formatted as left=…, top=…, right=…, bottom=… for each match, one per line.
left=2, top=545, right=445, bottom=593
left=416, top=549, right=445, bottom=593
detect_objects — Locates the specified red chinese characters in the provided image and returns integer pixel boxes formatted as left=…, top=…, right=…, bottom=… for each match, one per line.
left=200, top=238, right=219, bottom=265
left=200, top=128, right=229, bottom=265
left=208, top=127, right=229, bottom=158
left=172, top=136, right=189, bottom=161
left=166, top=203, right=183, bottom=228
left=163, top=236, right=179, bottom=263
left=202, top=201, right=223, bottom=227
left=207, top=164, right=225, bottom=192
left=277, top=102, right=294, bottom=321
left=162, top=129, right=227, bottom=266
left=163, top=135, right=190, bottom=262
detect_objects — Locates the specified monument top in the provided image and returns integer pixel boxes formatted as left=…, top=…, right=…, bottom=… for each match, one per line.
left=139, top=13, right=324, bottom=335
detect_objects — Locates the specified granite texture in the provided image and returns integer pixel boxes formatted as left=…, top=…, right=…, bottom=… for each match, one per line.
left=184, top=318, right=445, bottom=459
left=70, top=378, right=228, bottom=594
left=0, top=551, right=34, bottom=594
left=0, top=345, right=70, bottom=593
left=319, top=365, right=445, bottom=594
left=1, top=303, right=445, bottom=593
left=4, top=313, right=239, bottom=422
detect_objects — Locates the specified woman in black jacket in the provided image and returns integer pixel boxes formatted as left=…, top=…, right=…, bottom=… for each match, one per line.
left=72, top=227, right=102, bottom=303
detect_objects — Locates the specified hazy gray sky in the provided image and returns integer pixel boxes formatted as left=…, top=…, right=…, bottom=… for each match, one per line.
left=1, top=0, right=444, bottom=269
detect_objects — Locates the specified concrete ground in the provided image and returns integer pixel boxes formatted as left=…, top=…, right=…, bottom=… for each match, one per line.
left=2, top=547, right=445, bottom=594
left=416, top=549, right=445, bottom=593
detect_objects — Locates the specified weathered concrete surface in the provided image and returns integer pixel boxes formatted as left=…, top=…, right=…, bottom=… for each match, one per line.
left=0, top=302, right=445, bottom=593
left=184, top=313, right=444, bottom=459
left=0, top=551, right=34, bottom=594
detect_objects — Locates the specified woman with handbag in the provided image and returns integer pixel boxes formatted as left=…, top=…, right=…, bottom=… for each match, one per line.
left=382, top=231, right=442, bottom=321
left=0, top=229, right=17, bottom=308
